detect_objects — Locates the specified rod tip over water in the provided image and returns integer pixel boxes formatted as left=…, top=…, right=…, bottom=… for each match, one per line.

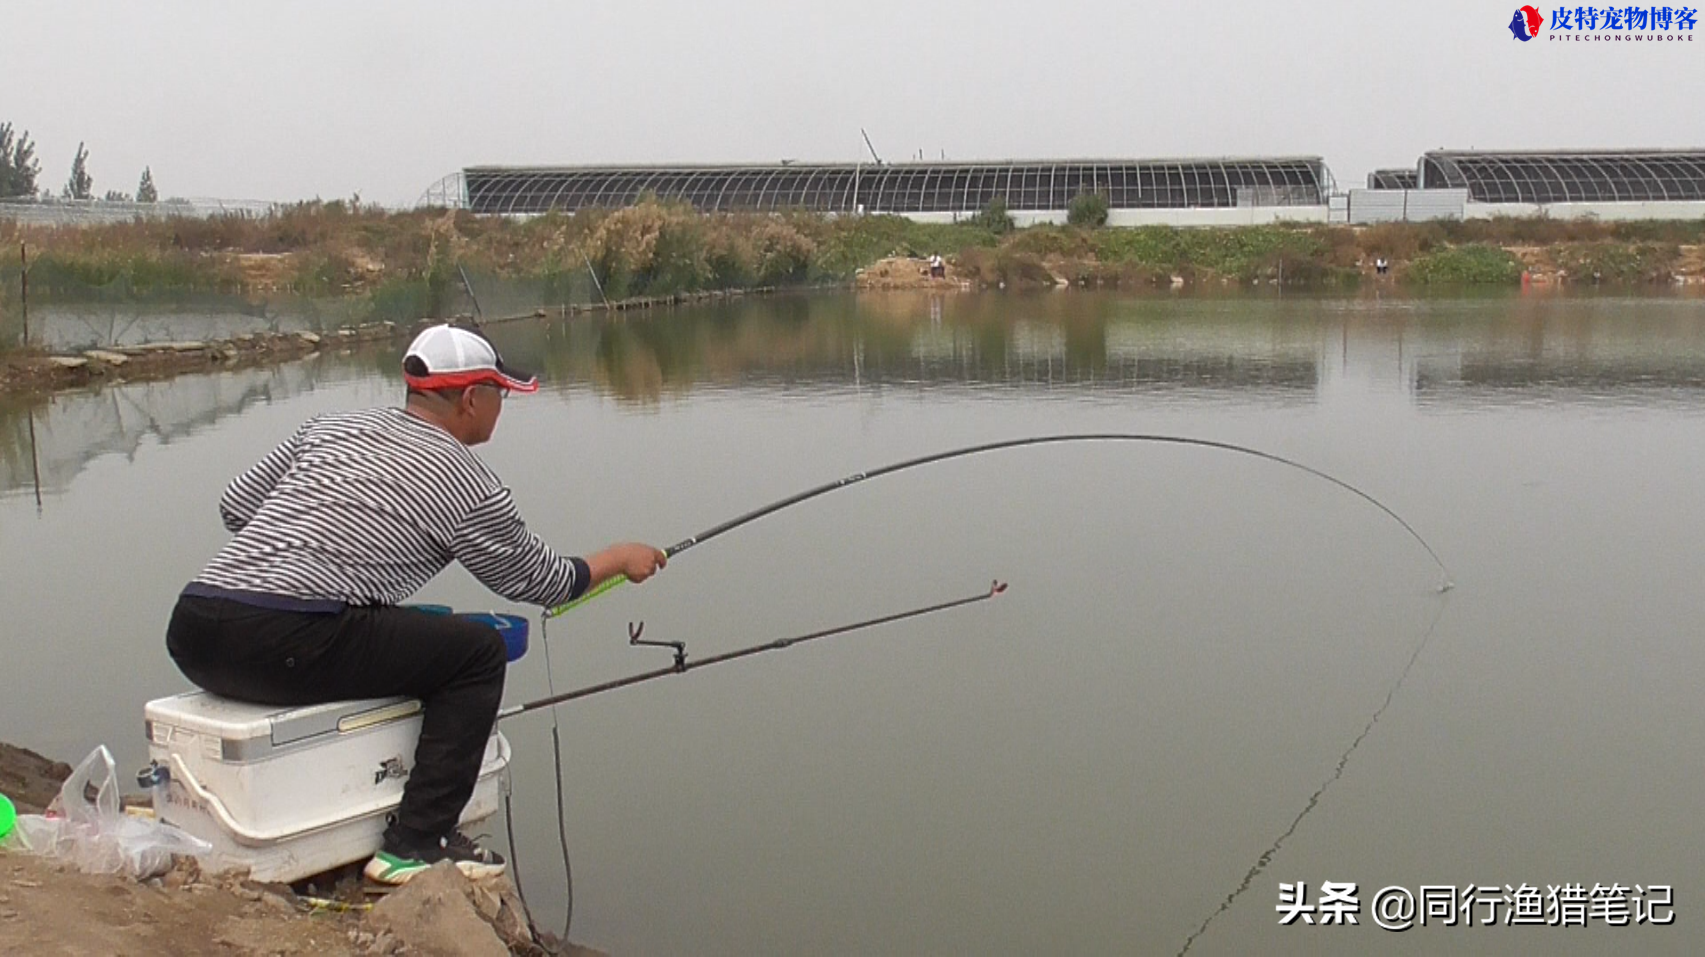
left=991, top=580, right=1008, bottom=596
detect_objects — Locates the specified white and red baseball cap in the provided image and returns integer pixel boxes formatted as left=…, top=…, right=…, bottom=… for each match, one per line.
left=402, top=324, right=538, bottom=393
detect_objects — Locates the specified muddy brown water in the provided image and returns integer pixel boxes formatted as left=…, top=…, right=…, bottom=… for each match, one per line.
left=4, top=289, right=1705, bottom=955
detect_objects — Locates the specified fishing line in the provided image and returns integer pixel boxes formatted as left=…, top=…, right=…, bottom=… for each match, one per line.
left=537, top=612, right=574, bottom=943
left=499, top=788, right=559, bottom=948
left=510, top=582, right=1008, bottom=941
left=499, top=615, right=577, bottom=944
left=546, top=433, right=1453, bottom=620
left=515, top=434, right=1449, bottom=942
left=496, top=614, right=579, bottom=943
left=1173, top=592, right=1452, bottom=956
left=501, top=789, right=526, bottom=905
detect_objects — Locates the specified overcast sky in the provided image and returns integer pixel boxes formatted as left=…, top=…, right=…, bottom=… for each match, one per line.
left=6, top=0, right=1702, bottom=205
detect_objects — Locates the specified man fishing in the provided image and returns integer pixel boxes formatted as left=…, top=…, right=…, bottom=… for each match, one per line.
left=165, top=323, right=666, bottom=885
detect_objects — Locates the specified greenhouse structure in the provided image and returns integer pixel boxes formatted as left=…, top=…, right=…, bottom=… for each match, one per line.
left=1416, top=149, right=1705, bottom=204
left=455, top=158, right=1335, bottom=226
left=424, top=149, right=1705, bottom=225
left=1345, top=149, right=1705, bottom=222
left=1366, top=169, right=1419, bottom=190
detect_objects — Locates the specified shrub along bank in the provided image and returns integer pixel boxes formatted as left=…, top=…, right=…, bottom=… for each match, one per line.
left=3, top=198, right=1702, bottom=309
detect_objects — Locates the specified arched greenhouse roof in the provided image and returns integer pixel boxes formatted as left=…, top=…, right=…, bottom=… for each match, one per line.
left=1418, top=149, right=1705, bottom=203
left=461, top=158, right=1332, bottom=215
left=1367, top=168, right=1419, bottom=190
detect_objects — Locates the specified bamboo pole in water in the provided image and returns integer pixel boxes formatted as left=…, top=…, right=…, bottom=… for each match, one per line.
left=18, top=242, right=27, bottom=345
left=581, top=250, right=610, bottom=308
left=27, top=407, right=42, bottom=510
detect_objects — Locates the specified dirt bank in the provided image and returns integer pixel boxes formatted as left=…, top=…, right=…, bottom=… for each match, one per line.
left=0, top=743, right=69, bottom=816
left=857, top=236, right=1705, bottom=292
left=0, top=853, right=363, bottom=956
left=1508, top=242, right=1705, bottom=285
left=854, top=255, right=968, bottom=290
left=1, top=328, right=359, bottom=397
left=0, top=742, right=602, bottom=956
left=0, top=285, right=781, bottom=401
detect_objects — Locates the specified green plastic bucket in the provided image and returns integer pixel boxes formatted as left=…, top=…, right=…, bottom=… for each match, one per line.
left=0, top=792, right=15, bottom=841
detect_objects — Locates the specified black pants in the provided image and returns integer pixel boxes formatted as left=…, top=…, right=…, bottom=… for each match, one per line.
left=166, top=594, right=507, bottom=845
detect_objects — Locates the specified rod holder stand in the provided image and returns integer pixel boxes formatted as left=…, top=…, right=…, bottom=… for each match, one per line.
left=629, top=621, right=688, bottom=672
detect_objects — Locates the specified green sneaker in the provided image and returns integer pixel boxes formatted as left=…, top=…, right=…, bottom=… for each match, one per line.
left=363, top=831, right=508, bottom=885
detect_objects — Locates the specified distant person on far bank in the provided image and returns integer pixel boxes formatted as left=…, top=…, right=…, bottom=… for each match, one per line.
left=165, top=323, right=666, bottom=885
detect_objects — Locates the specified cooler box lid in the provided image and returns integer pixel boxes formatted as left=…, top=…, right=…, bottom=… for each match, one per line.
left=146, top=691, right=422, bottom=760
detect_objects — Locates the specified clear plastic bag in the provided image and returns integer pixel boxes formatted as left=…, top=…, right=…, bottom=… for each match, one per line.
left=1, top=745, right=211, bottom=879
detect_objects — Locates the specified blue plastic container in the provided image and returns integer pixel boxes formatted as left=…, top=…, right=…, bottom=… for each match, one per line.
left=402, top=605, right=528, bottom=662
left=461, top=612, right=529, bottom=663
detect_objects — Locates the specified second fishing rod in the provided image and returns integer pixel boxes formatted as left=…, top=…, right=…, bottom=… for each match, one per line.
left=507, top=432, right=1452, bottom=718
left=545, top=431, right=1453, bottom=621
left=497, top=432, right=1452, bottom=941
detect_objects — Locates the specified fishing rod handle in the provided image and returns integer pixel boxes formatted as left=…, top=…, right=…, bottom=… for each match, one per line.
left=545, top=574, right=628, bottom=619
left=544, top=539, right=695, bottom=619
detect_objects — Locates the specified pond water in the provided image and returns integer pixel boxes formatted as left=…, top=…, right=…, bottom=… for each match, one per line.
left=4, top=289, right=1704, bottom=955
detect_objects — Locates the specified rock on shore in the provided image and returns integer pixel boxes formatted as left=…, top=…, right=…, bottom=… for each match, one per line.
left=0, top=741, right=606, bottom=956
left=0, top=743, right=70, bottom=815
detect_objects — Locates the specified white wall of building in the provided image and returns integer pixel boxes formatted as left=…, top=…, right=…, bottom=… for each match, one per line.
left=1463, top=201, right=1705, bottom=221
left=1105, top=207, right=1331, bottom=226
left=1347, top=189, right=1469, bottom=223
left=896, top=207, right=1331, bottom=227
left=898, top=197, right=1705, bottom=228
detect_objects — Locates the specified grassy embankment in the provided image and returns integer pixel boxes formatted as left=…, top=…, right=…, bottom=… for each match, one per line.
left=2, top=199, right=1702, bottom=317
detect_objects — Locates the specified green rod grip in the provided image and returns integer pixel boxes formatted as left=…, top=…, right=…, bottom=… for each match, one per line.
left=545, top=573, right=628, bottom=619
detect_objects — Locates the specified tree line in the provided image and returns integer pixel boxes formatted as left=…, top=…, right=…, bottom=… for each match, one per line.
left=0, top=122, right=157, bottom=202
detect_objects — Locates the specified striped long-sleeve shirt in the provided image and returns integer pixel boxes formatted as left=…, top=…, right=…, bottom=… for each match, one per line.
left=193, top=408, right=589, bottom=608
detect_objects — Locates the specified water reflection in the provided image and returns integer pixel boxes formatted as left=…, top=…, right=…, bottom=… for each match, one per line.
left=0, top=358, right=380, bottom=498
left=517, top=292, right=1325, bottom=404
left=7, top=290, right=1705, bottom=499
left=7, top=288, right=1705, bottom=956
left=1417, top=358, right=1705, bottom=408
left=0, top=268, right=604, bottom=352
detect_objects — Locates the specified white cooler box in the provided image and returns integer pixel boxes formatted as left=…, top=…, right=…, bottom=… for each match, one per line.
left=144, top=691, right=511, bottom=884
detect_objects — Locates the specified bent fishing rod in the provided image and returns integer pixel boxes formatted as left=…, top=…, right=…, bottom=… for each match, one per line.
left=546, top=433, right=1452, bottom=621
left=502, top=579, right=1007, bottom=719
